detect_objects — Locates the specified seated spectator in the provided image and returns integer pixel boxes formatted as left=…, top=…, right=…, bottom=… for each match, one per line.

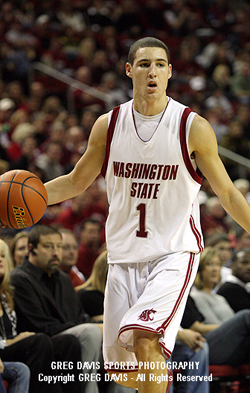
left=181, top=294, right=250, bottom=367
left=220, top=119, right=250, bottom=181
left=234, top=227, right=250, bottom=250
left=10, top=225, right=102, bottom=393
left=188, top=247, right=250, bottom=366
left=9, top=231, right=29, bottom=267
left=54, top=192, right=94, bottom=238
left=0, top=358, right=30, bottom=393
left=8, top=135, right=38, bottom=172
left=0, top=238, right=82, bottom=393
left=205, top=232, right=232, bottom=288
left=234, top=178, right=250, bottom=205
left=218, top=248, right=250, bottom=312
left=35, top=141, right=65, bottom=182
left=230, top=60, right=250, bottom=104
left=60, top=228, right=85, bottom=287
left=191, top=247, right=235, bottom=324
left=76, top=250, right=108, bottom=322
left=77, top=219, right=103, bottom=279
left=201, top=196, right=230, bottom=239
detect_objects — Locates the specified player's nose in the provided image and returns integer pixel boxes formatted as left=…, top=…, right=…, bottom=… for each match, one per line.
left=148, top=63, right=157, bottom=77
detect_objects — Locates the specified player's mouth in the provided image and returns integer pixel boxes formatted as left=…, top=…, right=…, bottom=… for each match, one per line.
left=147, top=80, right=157, bottom=92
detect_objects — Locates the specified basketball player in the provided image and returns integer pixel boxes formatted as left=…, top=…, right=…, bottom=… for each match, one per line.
left=44, top=37, right=250, bottom=393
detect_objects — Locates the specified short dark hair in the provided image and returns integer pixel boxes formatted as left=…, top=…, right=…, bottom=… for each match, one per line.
left=28, top=225, right=62, bottom=248
left=232, top=248, right=250, bottom=263
left=128, top=37, right=170, bottom=65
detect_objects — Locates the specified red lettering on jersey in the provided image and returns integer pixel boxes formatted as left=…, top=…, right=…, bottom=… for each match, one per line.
left=118, top=162, right=124, bottom=177
left=138, top=309, right=156, bottom=322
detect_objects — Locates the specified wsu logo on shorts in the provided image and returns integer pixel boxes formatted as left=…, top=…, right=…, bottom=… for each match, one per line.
left=138, top=309, right=156, bottom=322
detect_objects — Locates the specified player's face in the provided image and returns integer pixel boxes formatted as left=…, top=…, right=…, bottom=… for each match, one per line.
left=0, top=245, right=7, bottom=278
left=61, top=233, right=78, bottom=267
left=126, top=47, right=172, bottom=102
left=32, top=234, right=63, bottom=276
left=201, top=256, right=221, bottom=289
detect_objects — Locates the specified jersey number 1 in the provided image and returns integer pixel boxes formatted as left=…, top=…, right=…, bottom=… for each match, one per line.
left=136, top=203, right=148, bottom=238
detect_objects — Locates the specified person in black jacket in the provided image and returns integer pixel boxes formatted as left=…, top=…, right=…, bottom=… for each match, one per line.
left=217, top=248, right=250, bottom=312
left=0, top=237, right=82, bottom=393
left=10, top=225, right=103, bottom=393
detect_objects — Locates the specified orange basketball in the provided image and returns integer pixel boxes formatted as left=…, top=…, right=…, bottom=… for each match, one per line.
left=0, top=170, right=48, bottom=229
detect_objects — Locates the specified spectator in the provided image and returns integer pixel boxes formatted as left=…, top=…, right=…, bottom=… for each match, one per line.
left=0, top=238, right=82, bottom=393
left=54, top=192, right=93, bottom=238
left=231, top=60, right=250, bottom=104
left=234, top=228, right=250, bottom=251
left=98, top=71, right=128, bottom=111
left=191, top=247, right=235, bottom=324
left=201, top=196, right=230, bottom=239
left=9, top=231, right=29, bottom=267
left=60, top=228, right=85, bottom=287
left=76, top=250, right=108, bottom=322
left=187, top=248, right=250, bottom=367
left=10, top=225, right=102, bottom=393
left=181, top=294, right=250, bottom=368
left=77, top=219, right=103, bottom=279
left=36, top=141, right=65, bottom=182
left=234, top=178, right=250, bottom=205
left=8, top=135, right=38, bottom=171
left=205, top=232, right=232, bottom=286
left=218, top=248, right=250, bottom=312
left=220, top=117, right=250, bottom=181
left=204, top=87, right=233, bottom=121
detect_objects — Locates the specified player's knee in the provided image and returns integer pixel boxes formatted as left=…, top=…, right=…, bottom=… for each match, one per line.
left=133, top=331, right=160, bottom=361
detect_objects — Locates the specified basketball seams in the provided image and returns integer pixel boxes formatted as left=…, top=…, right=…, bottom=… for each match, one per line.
left=22, top=177, right=48, bottom=205
left=1, top=179, right=48, bottom=205
left=21, top=182, right=34, bottom=225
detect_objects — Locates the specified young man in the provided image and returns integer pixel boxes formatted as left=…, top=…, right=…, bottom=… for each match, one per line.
left=44, top=37, right=250, bottom=393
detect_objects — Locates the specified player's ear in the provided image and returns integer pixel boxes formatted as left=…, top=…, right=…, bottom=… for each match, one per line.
left=126, top=62, right=132, bottom=79
left=168, top=64, right=172, bottom=80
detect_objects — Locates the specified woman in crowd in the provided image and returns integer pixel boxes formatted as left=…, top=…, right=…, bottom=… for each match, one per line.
left=76, top=250, right=108, bottom=322
left=9, top=231, right=29, bottom=267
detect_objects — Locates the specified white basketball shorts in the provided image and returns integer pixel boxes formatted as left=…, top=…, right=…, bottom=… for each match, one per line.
left=103, top=251, right=200, bottom=372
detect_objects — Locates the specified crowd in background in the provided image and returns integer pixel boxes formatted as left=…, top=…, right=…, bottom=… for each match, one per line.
left=0, top=0, right=250, bottom=248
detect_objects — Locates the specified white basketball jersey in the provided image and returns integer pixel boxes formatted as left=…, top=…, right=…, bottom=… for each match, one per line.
left=101, top=98, right=204, bottom=264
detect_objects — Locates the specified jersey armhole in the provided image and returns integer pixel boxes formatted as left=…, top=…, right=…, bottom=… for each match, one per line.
left=180, top=108, right=203, bottom=184
left=101, top=106, right=120, bottom=178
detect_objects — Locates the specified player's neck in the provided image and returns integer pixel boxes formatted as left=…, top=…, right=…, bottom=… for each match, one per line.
left=133, top=96, right=168, bottom=116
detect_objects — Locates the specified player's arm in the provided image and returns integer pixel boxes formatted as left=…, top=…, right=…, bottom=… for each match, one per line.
left=45, top=113, right=109, bottom=205
left=189, top=114, right=250, bottom=234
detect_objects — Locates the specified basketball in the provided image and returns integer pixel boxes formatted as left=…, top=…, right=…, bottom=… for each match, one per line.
left=0, top=170, right=48, bottom=229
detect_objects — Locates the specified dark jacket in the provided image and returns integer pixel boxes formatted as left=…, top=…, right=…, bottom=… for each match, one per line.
left=218, top=281, right=250, bottom=313
left=10, top=257, right=91, bottom=336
